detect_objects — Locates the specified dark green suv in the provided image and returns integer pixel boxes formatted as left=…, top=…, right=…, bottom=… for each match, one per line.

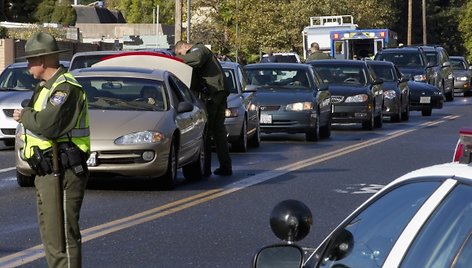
left=418, top=45, right=454, bottom=101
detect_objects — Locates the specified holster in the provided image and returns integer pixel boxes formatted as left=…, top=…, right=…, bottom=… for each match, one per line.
left=59, top=143, right=89, bottom=176
left=26, top=146, right=53, bottom=176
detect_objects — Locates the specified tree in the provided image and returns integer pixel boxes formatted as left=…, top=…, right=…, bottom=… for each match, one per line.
left=8, top=0, right=40, bottom=22
left=118, top=0, right=174, bottom=24
left=459, top=0, right=472, bottom=60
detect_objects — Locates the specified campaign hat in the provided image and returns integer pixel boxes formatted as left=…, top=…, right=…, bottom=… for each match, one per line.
left=20, top=32, right=69, bottom=59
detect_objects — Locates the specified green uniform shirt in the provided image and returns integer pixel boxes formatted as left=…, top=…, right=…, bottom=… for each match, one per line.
left=307, top=51, right=331, bottom=61
left=21, top=66, right=86, bottom=139
left=176, top=43, right=228, bottom=96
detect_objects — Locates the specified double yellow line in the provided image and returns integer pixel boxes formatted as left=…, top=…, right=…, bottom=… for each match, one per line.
left=0, top=115, right=460, bottom=267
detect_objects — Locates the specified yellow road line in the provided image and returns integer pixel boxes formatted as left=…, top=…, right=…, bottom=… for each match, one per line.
left=0, top=114, right=460, bottom=268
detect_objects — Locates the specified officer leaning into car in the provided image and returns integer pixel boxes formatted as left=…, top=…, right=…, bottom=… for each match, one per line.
left=13, top=32, right=90, bottom=268
left=174, top=41, right=232, bottom=176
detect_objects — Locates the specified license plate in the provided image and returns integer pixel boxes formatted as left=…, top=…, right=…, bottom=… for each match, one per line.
left=420, top=96, right=431, bottom=104
left=260, top=114, right=272, bottom=124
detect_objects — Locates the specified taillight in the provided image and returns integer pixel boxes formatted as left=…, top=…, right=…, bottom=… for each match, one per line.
left=453, top=140, right=463, bottom=162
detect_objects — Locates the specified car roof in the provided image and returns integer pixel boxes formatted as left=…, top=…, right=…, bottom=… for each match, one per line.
left=244, top=62, right=310, bottom=69
left=393, top=162, right=472, bottom=184
left=379, top=47, right=423, bottom=53
left=70, top=66, right=166, bottom=81
left=307, top=59, right=368, bottom=66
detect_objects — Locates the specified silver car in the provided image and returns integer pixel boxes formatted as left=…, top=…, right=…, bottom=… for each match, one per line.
left=16, top=63, right=207, bottom=189
left=221, top=61, right=260, bottom=152
left=0, top=61, right=69, bottom=147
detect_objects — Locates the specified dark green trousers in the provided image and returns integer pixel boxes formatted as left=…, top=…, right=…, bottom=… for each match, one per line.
left=35, top=169, right=88, bottom=268
left=204, top=91, right=232, bottom=172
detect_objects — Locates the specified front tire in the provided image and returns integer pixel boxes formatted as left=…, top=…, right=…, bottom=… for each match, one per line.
left=232, top=119, right=248, bottom=152
left=362, top=109, right=375, bottom=130
left=161, top=140, right=178, bottom=190
left=248, top=121, right=261, bottom=147
left=183, top=140, right=205, bottom=181
left=305, top=115, right=320, bottom=141
left=422, top=108, right=432, bottom=116
left=17, top=171, right=35, bottom=187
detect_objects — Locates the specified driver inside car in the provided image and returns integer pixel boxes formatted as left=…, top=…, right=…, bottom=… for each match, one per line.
left=140, top=85, right=161, bottom=105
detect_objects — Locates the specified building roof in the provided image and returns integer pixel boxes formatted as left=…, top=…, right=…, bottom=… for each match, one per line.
left=73, top=5, right=126, bottom=24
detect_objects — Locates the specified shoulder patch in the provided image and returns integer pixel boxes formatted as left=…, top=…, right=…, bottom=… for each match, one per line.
left=50, top=91, right=68, bottom=106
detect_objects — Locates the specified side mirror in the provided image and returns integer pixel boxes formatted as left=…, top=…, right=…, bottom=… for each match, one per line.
left=270, top=199, right=312, bottom=243
left=253, top=244, right=304, bottom=268
left=400, top=76, right=409, bottom=83
left=319, top=83, right=329, bottom=91
left=21, top=99, right=31, bottom=108
left=177, top=101, right=194, bottom=113
left=325, top=229, right=354, bottom=261
left=373, top=79, right=383, bottom=85
left=244, top=84, right=258, bottom=93
left=442, top=61, right=451, bottom=68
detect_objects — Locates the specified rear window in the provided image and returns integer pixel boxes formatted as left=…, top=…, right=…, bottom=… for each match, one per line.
left=70, top=54, right=116, bottom=70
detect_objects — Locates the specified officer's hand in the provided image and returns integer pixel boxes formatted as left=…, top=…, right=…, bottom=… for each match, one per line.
left=13, top=109, right=22, bottom=123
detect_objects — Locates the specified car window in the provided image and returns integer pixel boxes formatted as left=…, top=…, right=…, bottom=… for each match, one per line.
left=76, top=77, right=167, bottom=111
left=70, top=54, right=115, bottom=70
left=237, top=66, right=248, bottom=91
left=369, top=64, right=396, bottom=82
left=424, top=51, right=438, bottom=66
left=311, top=65, right=367, bottom=85
left=223, top=69, right=238, bottom=94
left=450, top=59, right=467, bottom=70
left=246, top=68, right=311, bottom=89
left=400, top=183, right=472, bottom=268
left=318, top=181, right=440, bottom=268
left=169, top=75, right=196, bottom=104
left=0, top=66, right=39, bottom=91
left=375, top=52, right=423, bottom=67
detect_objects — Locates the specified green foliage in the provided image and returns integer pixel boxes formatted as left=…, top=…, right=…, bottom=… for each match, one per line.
left=34, top=0, right=55, bottom=23
left=118, top=0, right=174, bottom=24
left=8, top=0, right=40, bottom=22
left=459, top=1, right=472, bottom=60
left=0, top=27, right=8, bottom=39
left=51, top=4, right=77, bottom=26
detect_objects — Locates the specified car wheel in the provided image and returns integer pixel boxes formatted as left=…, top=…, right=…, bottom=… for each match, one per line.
left=305, top=115, right=320, bottom=142
left=4, top=139, right=15, bottom=147
left=182, top=139, right=205, bottom=181
left=362, top=109, right=375, bottom=130
left=320, top=114, right=331, bottom=139
left=248, top=121, right=261, bottom=147
left=374, top=106, right=383, bottom=128
left=422, top=108, right=432, bottom=116
left=444, top=81, right=454, bottom=101
left=161, top=140, right=178, bottom=190
left=401, top=100, right=410, bottom=121
left=17, top=170, right=35, bottom=187
left=232, top=119, right=248, bottom=152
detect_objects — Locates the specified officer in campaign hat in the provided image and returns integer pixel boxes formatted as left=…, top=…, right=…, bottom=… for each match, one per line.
left=13, top=32, right=90, bottom=268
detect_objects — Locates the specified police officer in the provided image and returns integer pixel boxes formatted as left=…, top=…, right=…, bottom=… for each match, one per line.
left=307, top=42, right=331, bottom=61
left=174, top=41, right=232, bottom=176
left=13, top=32, right=90, bottom=268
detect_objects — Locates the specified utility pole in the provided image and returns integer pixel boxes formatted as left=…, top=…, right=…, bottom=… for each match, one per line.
left=407, top=0, right=412, bottom=45
left=175, top=0, right=182, bottom=44
left=186, top=0, right=191, bottom=42
left=422, top=0, right=427, bottom=45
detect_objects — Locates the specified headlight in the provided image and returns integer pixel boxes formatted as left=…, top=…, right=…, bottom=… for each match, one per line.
left=345, top=94, right=369, bottom=103
left=457, top=76, right=468, bottom=81
left=413, top=74, right=427, bottom=82
left=285, top=102, right=313, bottom=111
left=225, top=107, right=239, bottom=117
left=383, top=90, right=396, bottom=99
left=249, top=103, right=258, bottom=111
left=115, top=131, right=164, bottom=144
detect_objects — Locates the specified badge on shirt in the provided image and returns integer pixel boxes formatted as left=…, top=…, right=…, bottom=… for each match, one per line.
left=50, top=91, right=68, bottom=106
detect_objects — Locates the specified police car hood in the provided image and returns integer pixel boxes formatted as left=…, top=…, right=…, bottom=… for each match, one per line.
left=88, top=110, right=165, bottom=140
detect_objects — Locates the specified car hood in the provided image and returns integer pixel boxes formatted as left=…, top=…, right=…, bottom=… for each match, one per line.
left=327, top=84, right=371, bottom=96
left=453, top=70, right=470, bottom=77
left=398, top=66, right=426, bottom=76
left=407, top=81, right=441, bottom=96
left=254, top=88, right=314, bottom=105
left=89, top=110, right=165, bottom=140
left=0, top=90, right=34, bottom=108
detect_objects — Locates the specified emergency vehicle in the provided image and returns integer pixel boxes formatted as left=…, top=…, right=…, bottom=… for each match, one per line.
left=302, top=15, right=357, bottom=60
left=330, top=28, right=398, bottom=60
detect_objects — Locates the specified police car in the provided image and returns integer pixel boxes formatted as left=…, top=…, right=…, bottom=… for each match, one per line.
left=253, top=132, right=472, bottom=267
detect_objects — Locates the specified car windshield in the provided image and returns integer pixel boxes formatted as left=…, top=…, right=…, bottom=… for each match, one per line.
left=424, top=51, right=438, bottom=66
left=450, top=58, right=467, bottom=70
left=246, top=68, right=311, bottom=89
left=70, top=54, right=116, bottom=71
left=318, top=181, right=440, bottom=268
left=0, top=66, right=39, bottom=91
left=312, top=65, right=367, bottom=85
left=76, top=77, right=167, bottom=111
left=223, top=69, right=239, bottom=94
left=369, top=64, right=396, bottom=82
left=376, top=52, right=423, bottom=67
